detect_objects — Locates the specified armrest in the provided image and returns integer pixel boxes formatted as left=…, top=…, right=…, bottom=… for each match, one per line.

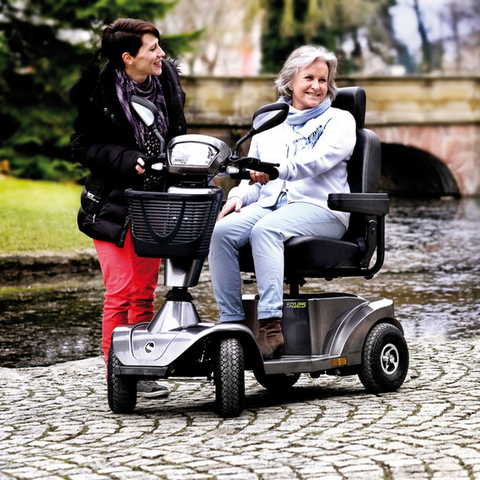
left=328, top=193, right=390, bottom=215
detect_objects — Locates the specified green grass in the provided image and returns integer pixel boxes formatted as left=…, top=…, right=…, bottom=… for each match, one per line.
left=0, top=176, right=93, bottom=253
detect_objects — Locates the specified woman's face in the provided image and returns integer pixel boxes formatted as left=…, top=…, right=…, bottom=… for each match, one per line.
left=289, top=59, right=329, bottom=110
left=124, top=33, right=165, bottom=83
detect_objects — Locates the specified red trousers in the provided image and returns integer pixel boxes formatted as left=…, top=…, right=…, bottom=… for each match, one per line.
left=94, top=228, right=161, bottom=363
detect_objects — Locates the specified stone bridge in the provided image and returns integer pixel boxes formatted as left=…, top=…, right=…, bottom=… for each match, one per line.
left=181, top=75, right=480, bottom=197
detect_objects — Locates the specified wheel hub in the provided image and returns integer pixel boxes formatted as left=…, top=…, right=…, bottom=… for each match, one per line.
left=380, top=343, right=399, bottom=375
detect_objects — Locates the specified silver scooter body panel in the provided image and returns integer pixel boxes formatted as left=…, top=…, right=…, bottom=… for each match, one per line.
left=111, top=293, right=398, bottom=378
left=112, top=319, right=259, bottom=376
left=261, top=296, right=399, bottom=375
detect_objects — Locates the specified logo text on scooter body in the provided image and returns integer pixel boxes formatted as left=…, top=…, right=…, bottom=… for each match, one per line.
left=286, top=302, right=307, bottom=309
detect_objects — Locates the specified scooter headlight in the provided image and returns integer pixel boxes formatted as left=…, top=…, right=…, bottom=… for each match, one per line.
left=166, top=134, right=231, bottom=174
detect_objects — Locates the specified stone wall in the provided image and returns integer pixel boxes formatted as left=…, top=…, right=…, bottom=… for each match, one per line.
left=181, top=75, right=480, bottom=196
left=375, top=124, right=480, bottom=196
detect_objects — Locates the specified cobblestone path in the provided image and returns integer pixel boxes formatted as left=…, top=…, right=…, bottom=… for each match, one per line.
left=1, top=340, right=480, bottom=479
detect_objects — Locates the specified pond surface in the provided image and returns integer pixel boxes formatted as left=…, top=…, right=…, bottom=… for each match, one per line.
left=1, top=197, right=479, bottom=367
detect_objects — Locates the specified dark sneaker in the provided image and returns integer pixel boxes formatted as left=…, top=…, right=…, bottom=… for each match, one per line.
left=137, top=381, right=170, bottom=399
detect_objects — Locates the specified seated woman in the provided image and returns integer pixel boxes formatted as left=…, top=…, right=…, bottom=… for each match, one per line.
left=208, top=45, right=356, bottom=359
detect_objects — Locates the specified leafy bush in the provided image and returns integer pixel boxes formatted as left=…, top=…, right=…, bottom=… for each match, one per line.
left=8, top=156, right=89, bottom=184
left=0, top=0, right=199, bottom=184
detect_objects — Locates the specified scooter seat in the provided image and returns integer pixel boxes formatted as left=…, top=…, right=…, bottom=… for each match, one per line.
left=284, top=236, right=359, bottom=270
left=238, top=236, right=359, bottom=274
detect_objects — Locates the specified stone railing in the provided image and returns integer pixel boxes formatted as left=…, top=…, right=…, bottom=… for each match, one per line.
left=181, top=75, right=480, bottom=128
left=181, top=75, right=480, bottom=196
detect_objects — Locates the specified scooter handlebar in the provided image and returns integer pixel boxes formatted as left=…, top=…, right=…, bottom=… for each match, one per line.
left=229, top=159, right=279, bottom=181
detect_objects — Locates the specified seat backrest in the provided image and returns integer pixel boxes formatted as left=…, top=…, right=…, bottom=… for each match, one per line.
left=332, top=87, right=382, bottom=244
left=332, top=87, right=381, bottom=194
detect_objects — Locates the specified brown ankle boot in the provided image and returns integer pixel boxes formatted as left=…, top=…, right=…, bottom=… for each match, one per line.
left=256, top=318, right=284, bottom=360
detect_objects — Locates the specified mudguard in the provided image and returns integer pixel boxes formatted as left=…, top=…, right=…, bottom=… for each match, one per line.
left=324, top=297, right=401, bottom=365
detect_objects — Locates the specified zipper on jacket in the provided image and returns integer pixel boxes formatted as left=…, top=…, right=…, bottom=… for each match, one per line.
left=86, top=191, right=101, bottom=203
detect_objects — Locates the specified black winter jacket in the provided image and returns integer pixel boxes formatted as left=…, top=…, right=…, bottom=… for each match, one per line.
left=69, top=59, right=187, bottom=247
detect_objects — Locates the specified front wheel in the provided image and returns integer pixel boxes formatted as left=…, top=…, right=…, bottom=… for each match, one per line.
left=214, top=337, right=245, bottom=418
left=107, top=347, right=137, bottom=414
left=359, top=323, right=409, bottom=393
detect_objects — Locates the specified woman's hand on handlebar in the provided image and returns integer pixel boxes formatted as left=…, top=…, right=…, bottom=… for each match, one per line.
left=249, top=170, right=270, bottom=185
left=136, top=156, right=164, bottom=174
left=218, top=196, right=243, bottom=220
left=136, top=157, right=147, bottom=174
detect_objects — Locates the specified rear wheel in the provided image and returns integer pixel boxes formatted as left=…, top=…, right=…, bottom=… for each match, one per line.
left=215, top=338, right=245, bottom=418
left=359, top=323, right=409, bottom=393
left=254, top=371, right=300, bottom=393
left=107, top=347, right=137, bottom=414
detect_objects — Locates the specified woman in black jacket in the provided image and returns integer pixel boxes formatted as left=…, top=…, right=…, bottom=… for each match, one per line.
left=69, top=18, right=187, bottom=398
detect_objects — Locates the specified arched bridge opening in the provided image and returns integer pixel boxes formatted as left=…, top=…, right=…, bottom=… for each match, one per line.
left=379, top=143, right=460, bottom=198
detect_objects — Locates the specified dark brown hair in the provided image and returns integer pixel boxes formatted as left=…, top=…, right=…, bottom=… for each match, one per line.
left=102, top=18, right=160, bottom=68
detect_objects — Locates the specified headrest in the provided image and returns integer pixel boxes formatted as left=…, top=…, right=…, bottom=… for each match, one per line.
left=331, top=87, right=366, bottom=129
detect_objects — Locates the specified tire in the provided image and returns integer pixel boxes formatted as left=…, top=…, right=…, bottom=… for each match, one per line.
left=215, top=338, right=245, bottom=418
left=254, top=371, right=300, bottom=393
left=107, top=347, right=137, bottom=414
left=359, top=322, right=409, bottom=393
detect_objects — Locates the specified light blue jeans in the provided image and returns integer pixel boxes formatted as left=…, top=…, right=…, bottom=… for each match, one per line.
left=208, top=193, right=346, bottom=322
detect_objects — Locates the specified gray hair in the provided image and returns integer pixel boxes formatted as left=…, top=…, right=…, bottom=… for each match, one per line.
left=275, top=45, right=339, bottom=101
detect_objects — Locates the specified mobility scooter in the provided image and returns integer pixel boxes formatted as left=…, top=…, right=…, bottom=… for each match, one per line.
left=108, top=87, right=409, bottom=417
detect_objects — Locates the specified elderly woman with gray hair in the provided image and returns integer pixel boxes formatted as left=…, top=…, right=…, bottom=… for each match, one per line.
left=208, top=45, right=356, bottom=359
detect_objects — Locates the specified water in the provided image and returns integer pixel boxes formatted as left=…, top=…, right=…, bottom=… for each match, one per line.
left=1, top=198, right=479, bottom=367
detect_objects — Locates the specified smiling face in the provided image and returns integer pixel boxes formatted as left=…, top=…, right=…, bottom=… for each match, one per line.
left=289, top=59, right=329, bottom=110
left=123, top=33, right=165, bottom=83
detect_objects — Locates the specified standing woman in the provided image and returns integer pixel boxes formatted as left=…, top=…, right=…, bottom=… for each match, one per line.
left=69, top=18, right=187, bottom=397
left=209, top=45, right=356, bottom=360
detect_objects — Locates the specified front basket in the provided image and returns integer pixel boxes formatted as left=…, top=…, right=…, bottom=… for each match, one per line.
left=125, top=187, right=223, bottom=258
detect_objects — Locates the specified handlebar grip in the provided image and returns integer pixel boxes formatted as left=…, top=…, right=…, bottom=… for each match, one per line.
left=253, top=163, right=279, bottom=180
left=263, top=166, right=279, bottom=180
left=230, top=166, right=279, bottom=181
left=228, top=157, right=279, bottom=181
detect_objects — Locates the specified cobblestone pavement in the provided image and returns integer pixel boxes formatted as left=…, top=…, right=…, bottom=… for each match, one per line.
left=1, top=339, right=480, bottom=480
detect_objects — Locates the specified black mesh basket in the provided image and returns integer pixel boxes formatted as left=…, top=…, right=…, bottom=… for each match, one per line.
left=125, top=187, right=223, bottom=258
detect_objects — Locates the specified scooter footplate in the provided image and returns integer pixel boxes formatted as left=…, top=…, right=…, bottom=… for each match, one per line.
left=264, top=355, right=332, bottom=375
left=115, top=365, right=169, bottom=378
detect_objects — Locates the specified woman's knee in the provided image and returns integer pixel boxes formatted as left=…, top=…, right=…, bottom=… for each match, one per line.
left=212, top=214, right=252, bottom=252
left=211, top=221, right=233, bottom=252
left=250, top=221, right=283, bottom=247
left=104, top=291, right=131, bottom=311
left=250, top=227, right=285, bottom=261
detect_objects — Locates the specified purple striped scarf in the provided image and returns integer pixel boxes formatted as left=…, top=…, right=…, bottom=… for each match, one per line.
left=115, top=68, right=169, bottom=151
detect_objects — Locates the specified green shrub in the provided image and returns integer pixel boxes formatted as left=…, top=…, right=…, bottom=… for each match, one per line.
left=8, top=156, right=88, bottom=184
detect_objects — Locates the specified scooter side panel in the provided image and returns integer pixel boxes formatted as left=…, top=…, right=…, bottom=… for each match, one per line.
left=159, top=323, right=261, bottom=368
left=112, top=324, right=180, bottom=366
left=306, top=297, right=367, bottom=355
left=262, top=298, right=398, bottom=375
left=112, top=322, right=260, bottom=370
left=244, top=294, right=366, bottom=356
